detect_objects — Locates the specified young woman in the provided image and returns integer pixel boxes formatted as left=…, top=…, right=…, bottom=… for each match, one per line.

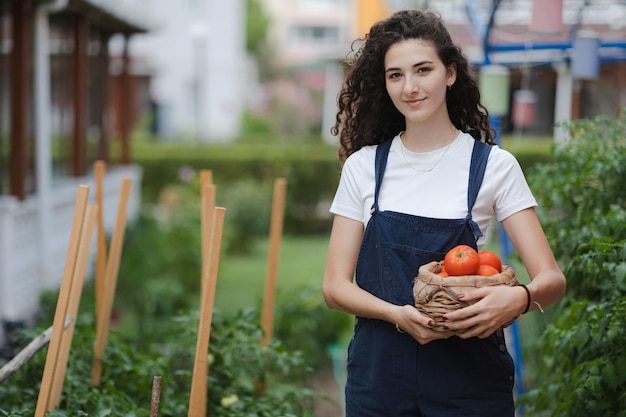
left=322, top=9, right=566, bottom=417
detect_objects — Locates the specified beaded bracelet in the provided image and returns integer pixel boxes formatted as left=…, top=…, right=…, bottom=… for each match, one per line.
left=520, top=284, right=532, bottom=314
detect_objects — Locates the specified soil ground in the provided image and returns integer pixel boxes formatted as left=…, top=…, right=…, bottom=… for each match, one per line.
left=310, top=363, right=344, bottom=417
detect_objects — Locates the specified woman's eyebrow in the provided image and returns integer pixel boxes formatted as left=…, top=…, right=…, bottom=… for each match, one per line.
left=385, top=60, right=434, bottom=73
left=413, top=60, right=434, bottom=67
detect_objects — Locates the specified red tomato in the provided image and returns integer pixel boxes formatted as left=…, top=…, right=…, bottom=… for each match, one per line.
left=477, top=264, right=500, bottom=276
left=443, top=245, right=480, bottom=276
left=478, top=250, right=502, bottom=273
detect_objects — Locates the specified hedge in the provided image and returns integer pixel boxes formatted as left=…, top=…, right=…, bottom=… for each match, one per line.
left=130, top=137, right=552, bottom=236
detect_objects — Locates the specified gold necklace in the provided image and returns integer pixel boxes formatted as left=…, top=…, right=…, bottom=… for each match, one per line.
left=399, top=132, right=455, bottom=173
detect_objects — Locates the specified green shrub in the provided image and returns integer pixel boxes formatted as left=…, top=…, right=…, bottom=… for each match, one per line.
left=520, top=110, right=626, bottom=415
left=0, top=308, right=315, bottom=416
left=220, top=179, right=273, bottom=254
left=519, top=299, right=626, bottom=417
left=528, top=113, right=626, bottom=259
left=560, top=234, right=626, bottom=302
left=135, top=147, right=340, bottom=236
left=114, top=215, right=201, bottom=327
left=274, top=287, right=353, bottom=369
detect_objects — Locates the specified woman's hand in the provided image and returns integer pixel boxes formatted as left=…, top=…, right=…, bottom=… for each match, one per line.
left=442, top=208, right=567, bottom=340
left=441, top=285, right=527, bottom=339
left=395, top=305, right=455, bottom=344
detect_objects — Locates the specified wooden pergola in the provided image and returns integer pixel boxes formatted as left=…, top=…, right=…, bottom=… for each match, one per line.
left=1, top=0, right=147, bottom=201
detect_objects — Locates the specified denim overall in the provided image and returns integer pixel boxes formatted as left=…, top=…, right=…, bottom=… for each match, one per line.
left=345, top=138, right=515, bottom=417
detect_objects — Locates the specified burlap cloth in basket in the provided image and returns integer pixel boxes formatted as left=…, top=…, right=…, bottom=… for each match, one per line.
left=413, top=261, right=518, bottom=332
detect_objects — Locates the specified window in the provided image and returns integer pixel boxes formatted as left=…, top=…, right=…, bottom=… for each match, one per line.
left=291, top=25, right=339, bottom=44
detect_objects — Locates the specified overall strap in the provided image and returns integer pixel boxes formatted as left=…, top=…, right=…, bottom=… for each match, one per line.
left=371, top=139, right=394, bottom=215
left=465, top=140, right=492, bottom=239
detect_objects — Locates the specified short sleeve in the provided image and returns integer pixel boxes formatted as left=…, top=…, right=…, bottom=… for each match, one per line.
left=329, top=147, right=376, bottom=223
left=490, top=148, right=538, bottom=222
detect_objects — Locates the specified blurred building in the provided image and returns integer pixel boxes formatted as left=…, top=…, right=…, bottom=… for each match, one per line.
left=128, top=0, right=246, bottom=142
left=262, top=0, right=354, bottom=67
left=259, top=0, right=427, bottom=67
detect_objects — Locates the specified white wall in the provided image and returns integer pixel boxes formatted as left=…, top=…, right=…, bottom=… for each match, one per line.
left=205, top=0, right=247, bottom=142
left=125, top=0, right=246, bottom=142
left=0, top=165, right=142, bottom=330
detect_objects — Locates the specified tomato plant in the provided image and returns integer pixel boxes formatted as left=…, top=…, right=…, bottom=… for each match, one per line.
left=478, top=250, right=502, bottom=272
left=443, top=245, right=480, bottom=276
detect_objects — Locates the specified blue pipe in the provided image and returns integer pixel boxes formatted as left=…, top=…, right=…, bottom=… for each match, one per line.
left=488, top=40, right=626, bottom=52
left=483, top=0, right=504, bottom=65
left=491, top=115, right=526, bottom=413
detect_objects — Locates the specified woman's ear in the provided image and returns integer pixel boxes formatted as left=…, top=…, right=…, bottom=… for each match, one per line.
left=446, top=65, right=457, bottom=88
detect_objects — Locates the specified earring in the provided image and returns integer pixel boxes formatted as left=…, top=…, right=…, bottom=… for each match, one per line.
left=447, top=84, right=452, bottom=90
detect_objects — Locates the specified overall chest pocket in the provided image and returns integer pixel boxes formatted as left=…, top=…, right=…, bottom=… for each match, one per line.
left=380, top=241, right=446, bottom=305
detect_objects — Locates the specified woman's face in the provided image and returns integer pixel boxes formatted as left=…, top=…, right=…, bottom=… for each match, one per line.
left=384, top=38, right=456, bottom=125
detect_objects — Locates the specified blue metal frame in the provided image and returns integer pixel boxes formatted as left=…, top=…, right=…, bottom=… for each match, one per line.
left=466, top=0, right=626, bottom=66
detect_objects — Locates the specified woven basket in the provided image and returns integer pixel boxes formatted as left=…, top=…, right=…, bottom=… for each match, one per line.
left=412, top=261, right=518, bottom=332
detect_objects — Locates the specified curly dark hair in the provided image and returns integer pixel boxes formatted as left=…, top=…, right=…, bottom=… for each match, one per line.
left=332, top=9, right=494, bottom=162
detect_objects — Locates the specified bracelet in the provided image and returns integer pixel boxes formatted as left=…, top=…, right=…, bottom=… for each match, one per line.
left=395, top=310, right=405, bottom=333
left=520, top=284, right=532, bottom=314
left=395, top=321, right=405, bottom=333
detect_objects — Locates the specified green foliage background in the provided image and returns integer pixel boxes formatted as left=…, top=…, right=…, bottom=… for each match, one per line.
left=519, top=111, right=626, bottom=416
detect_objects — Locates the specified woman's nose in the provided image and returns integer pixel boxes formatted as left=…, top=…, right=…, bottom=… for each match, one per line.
left=403, top=76, right=419, bottom=95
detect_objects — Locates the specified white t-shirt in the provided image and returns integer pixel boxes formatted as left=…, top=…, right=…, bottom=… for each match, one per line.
left=329, top=132, right=537, bottom=249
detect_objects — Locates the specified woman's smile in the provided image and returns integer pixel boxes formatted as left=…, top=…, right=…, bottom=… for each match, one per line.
left=404, top=97, right=426, bottom=107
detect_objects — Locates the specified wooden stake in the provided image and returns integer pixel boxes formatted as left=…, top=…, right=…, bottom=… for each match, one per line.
left=200, top=170, right=213, bottom=191
left=49, top=204, right=98, bottom=410
left=193, top=182, right=215, bottom=417
left=260, top=178, right=287, bottom=346
left=150, top=376, right=162, bottom=417
left=0, top=315, right=73, bottom=384
left=94, top=161, right=107, bottom=327
left=188, top=207, right=226, bottom=417
left=34, top=185, right=89, bottom=417
left=91, top=178, right=132, bottom=386
left=200, top=169, right=215, bottom=270
left=200, top=173, right=214, bottom=298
